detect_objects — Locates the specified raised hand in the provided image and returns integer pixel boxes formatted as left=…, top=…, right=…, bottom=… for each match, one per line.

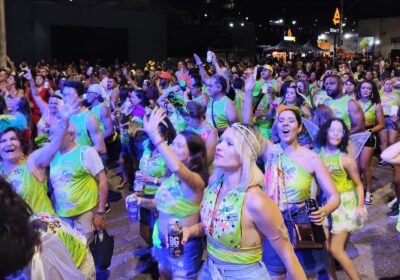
left=122, top=67, right=128, bottom=77
left=58, top=98, right=81, bottom=121
left=23, top=69, right=33, bottom=81
left=244, top=66, right=257, bottom=93
left=143, top=107, right=167, bottom=141
left=193, top=53, right=202, bottom=66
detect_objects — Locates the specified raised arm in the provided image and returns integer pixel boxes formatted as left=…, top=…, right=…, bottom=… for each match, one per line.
left=28, top=99, right=81, bottom=169
left=193, top=53, right=210, bottom=85
left=24, top=70, right=49, bottom=115
left=144, top=108, right=205, bottom=192
left=247, top=189, right=307, bottom=280
left=225, top=100, right=239, bottom=125
left=242, top=67, right=257, bottom=125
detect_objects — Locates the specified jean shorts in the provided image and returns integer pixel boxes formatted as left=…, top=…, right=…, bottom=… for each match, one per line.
left=152, top=237, right=204, bottom=279
left=200, top=258, right=271, bottom=280
left=262, top=205, right=328, bottom=276
left=384, top=116, right=396, bottom=130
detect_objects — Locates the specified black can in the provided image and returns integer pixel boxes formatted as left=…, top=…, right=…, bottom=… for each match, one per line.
left=305, top=198, right=326, bottom=243
left=168, top=219, right=184, bottom=258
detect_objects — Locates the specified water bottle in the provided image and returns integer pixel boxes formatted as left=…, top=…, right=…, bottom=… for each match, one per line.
left=305, top=198, right=326, bottom=243
left=127, top=194, right=139, bottom=222
left=206, top=51, right=213, bottom=63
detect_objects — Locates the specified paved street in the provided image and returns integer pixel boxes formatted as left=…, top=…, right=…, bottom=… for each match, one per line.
left=105, top=159, right=400, bottom=280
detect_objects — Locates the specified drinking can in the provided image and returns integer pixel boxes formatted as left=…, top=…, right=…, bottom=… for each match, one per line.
left=168, top=219, right=184, bottom=258
left=127, top=194, right=139, bottom=222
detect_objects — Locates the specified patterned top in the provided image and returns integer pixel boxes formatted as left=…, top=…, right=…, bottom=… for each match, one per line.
left=318, top=148, right=354, bottom=194
left=154, top=174, right=200, bottom=217
left=358, top=100, right=376, bottom=127
left=139, top=140, right=167, bottom=195
left=201, top=179, right=262, bottom=264
left=265, top=144, right=313, bottom=206
left=0, top=158, right=55, bottom=214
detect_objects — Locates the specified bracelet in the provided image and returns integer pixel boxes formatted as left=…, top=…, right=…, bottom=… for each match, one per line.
left=96, top=210, right=106, bottom=216
left=154, top=140, right=165, bottom=148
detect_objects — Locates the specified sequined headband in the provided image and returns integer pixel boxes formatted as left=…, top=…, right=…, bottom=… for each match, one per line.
left=231, top=123, right=261, bottom=158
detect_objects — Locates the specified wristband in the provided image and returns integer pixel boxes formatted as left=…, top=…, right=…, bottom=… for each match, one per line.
left=96, top=210, right=106, bottom=216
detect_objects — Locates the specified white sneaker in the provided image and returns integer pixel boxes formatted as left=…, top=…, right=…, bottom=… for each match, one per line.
left=364, top=192, right=373, bottom=205
left=388, top=197, right=398, bottom=209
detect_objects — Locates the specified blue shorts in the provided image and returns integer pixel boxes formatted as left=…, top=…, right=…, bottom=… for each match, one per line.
left=262, top=205, right=328, bottom=276
left=152, top=237, right=204, bottom=279
left=384, top=116, right=396, bottom=130
left=200, top=258, right=271, bottom=280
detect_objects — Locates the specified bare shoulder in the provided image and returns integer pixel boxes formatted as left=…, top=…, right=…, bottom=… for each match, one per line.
left=246, top=187, right=274, bottom=211
left=341, top=152, right=356, bottom=168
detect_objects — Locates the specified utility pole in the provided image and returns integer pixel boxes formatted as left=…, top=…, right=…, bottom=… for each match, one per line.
left=0, top=0, right=6, bottom=68
left=339, top=0, right=344, bottom=48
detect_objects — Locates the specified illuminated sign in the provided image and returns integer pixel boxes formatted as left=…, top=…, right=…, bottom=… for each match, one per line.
left=333, top=7, right=340, bottom=26
left=284, top=28, right=296, bottom=42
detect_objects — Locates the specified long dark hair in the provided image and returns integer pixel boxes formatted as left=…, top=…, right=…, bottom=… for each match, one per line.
left=316, top=118, right=349, bottom=152
left=179, top=130, right=209, bottom=183
left=0, top=177, right=41, bottom=279
left=356, top=79, right=380, bottom=104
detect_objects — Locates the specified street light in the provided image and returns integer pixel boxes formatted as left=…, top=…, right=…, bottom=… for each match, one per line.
left=229, top=22, right=234, bottom=28
left=375, top=39, right=381, bottom=45
left=292, top=20, right=296, bottom=25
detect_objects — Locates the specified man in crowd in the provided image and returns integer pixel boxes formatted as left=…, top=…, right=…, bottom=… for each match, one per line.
left=205, top=74, right=238, bottom=134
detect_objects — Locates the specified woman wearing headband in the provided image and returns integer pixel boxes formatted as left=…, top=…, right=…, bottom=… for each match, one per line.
left=179, top=123, right=306, bottom=279
left=126, top=108, right=208, bottom=279
left=242, top=71, right=340, bottom=279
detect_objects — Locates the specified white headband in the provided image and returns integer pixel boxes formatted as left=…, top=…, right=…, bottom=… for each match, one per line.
left=231, top=123, right=261, bottom=158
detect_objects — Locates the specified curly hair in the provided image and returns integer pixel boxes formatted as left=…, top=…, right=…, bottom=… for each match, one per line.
left=315, top=118, right=349, bottom=152
left=0, top=177, right=41, bottom=278
left=0, top=127, right=32, bottom=157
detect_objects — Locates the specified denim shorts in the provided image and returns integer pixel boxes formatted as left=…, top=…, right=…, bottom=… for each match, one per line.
left=262, top=205, right=328, bottom=276
left=152, top=237, right=204, bottom=279
left=384, top=116, right=396, bottom=130
left=200, top=258, right=271, bottom=280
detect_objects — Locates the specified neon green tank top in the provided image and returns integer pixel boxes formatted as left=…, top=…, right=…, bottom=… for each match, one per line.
left=154, top=174, right=200, bottom=217
left=206, top=96, right=229, bottom=129
left=318, top=148, right=354, bottom=193
left=70, top=110, right=93, bottom=146
left=265, top=146, right=313, bottom=205
left=91, top=103, right=106, bottom=132
left=139, top=140, right=167, bottom=195
left=324, top=95, right=352, bottom=129
left=201, top=179, right=262, bottom=264
left=379, top=90, right=399, bottom=116
left=234, top=90, right=244, bottom=122
left=358, top=100, right=376, bottom=127
left=32, top=212, right=87, bottom=267
left=50, top=145, right=98, bottom=217
left=0, top=158, right=55, bottom=214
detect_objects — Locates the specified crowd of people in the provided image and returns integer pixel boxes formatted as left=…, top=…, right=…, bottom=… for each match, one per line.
left=1, top=51, right=400, bottom=279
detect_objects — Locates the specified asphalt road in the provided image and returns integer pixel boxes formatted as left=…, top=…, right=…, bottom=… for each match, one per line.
left=105, top=160, right=400, bottom=280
